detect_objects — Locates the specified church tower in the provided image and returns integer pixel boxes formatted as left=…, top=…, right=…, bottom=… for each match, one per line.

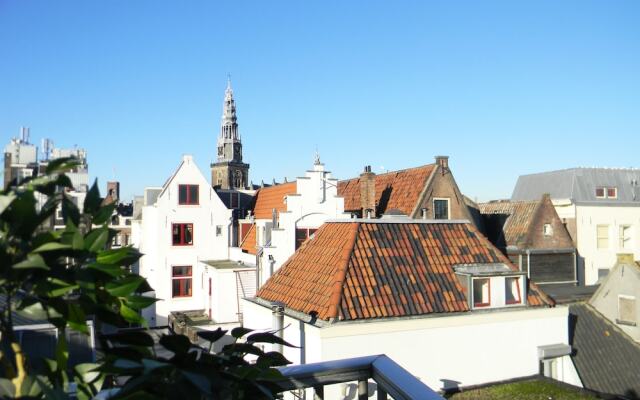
left=210, top=79, right=250, bottom=189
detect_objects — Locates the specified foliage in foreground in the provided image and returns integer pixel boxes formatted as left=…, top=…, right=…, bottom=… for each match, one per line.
left=0, top=159, right=291, bottom=399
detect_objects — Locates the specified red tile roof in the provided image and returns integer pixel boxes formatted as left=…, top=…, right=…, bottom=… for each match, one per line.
left=337, top=165, right=436, bottom=216
left=478, top=200, right=539, bottom=248
left=257, top=221, right=553, bottom=321
left=251, top=182, right=297, bottom=220
left=240, top=223, right=257, bottom=255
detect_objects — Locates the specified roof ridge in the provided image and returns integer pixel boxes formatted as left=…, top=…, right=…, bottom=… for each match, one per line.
left=326, top=222, right=360, bottom=320
left=338, top=163, right=435, bottom=183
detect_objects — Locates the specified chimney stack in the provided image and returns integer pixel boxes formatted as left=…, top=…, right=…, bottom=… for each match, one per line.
left=359, top=165, right=376, bottom=218
left=435, top=155, right=449, bottom=172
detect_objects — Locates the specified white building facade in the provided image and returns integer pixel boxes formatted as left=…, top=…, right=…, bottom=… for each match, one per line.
left=134, top=155, right=235, bottom=326
left=512, top=168, right=640, bottom=285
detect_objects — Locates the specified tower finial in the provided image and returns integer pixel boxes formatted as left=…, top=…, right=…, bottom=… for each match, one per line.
left=227, top=73, right=232, bottom=90
left=314, top=147, right=321, bottom=165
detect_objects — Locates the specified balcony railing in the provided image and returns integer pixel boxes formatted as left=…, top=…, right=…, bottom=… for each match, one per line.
left=276, top=354, right=444, bottom=400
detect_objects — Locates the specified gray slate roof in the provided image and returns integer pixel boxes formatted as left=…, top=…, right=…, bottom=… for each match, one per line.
left=570, top=303, right=640, bottom=398
left=512, top=168, right=640, bottom=204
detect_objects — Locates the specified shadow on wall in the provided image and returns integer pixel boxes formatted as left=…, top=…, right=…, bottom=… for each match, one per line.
left=342, top=381, right=378, bottom=399
left=440, top=378, right=461, bottom=392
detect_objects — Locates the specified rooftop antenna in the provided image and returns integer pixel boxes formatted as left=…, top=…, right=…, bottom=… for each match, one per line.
left=20, top=127, right=30, bottom=144
left=41, top=138, right=53, bottom=161
left=314, top=146, right=321, bottom=165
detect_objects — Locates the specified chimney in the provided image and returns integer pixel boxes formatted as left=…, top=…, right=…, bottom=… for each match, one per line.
left=107, top=181, right=120, bottom=203
left=435, top=155, right=449, bottom=173
left=617, top=253, right=635, bottom=265
left=359, top=165, right=376, bottom=218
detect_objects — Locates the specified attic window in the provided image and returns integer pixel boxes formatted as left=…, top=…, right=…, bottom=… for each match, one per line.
left=178, top=185, right=199, bottom=205
left=473, top=278, right=490, bottom=308
left=607, top=187, right=617, bottom=198
left=433, top=198, right=449, bottom=220
left=617, top=295, right=636, bottom=326
left=595, top=187, right=605, bottom=198
left=505, top=277, right=522, bottom=304
left=596, top=186, right=617, bottom=199
left=543, top=224, right=553, bottom=236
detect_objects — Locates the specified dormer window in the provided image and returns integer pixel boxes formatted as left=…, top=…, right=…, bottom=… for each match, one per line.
left=505, top=277, right=522, bottom=304
left=473, top=278, right=491, bottom=307
left=596, top=186, right=617, bottom=199
left=454, top=263, right=527, bottom=309
left=178, top=184, right=199, bottom=205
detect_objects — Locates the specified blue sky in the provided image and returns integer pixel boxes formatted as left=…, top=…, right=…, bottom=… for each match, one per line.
left=1, top=1, right=639, bottom=202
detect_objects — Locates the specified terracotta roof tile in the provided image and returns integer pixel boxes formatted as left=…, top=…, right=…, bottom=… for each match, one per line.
left=251, top=182, right=297, bottom=220
left=240, top=223, right=257, bottom=255
left=337, top=165, right=435, bottom=216
left=478, top=200, right=539, bottom=247
left=256, top=221, right=553, bottom=321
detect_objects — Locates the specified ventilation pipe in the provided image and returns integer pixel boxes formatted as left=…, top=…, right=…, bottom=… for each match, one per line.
left=421, top=208, right=428, bottom=219
left=271, top=303, right=285, bottom=354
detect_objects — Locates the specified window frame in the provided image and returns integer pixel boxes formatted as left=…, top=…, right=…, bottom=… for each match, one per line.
left=543, top=223, right=553, bottom=237
left=607, top=187, right=618, bottom=199
left=596, top=224, right=609, bottom=249
left=595, top=187, right=606, bottom=198
left=619, top=225, right=632, bottom=250
left=172, top=223, right=194, bottom=246
left=171, top=265, right=193, bottom=298
left=433, top=198, right=450, bottom=220
left=295, top=228, right=318, bottom=250
left=178, top=184, right=199, bottom=205
left=505, top=276, right=522, bottom=305
left=472, top=278, right=491, bottom=308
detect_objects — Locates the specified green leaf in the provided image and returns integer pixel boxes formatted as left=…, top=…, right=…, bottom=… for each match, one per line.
left=197, top=328, right=227, bottom=344
left=16, top=299, right=49, bottom=321
left=246, top=332, right=296, bottom=347
left=47, top=278, right=79, bottom=297
left=231, top=327, right=253, bottom=339
left=159, top=334, right=192, bottom=355
left=86, top=262, right=126, bottom=277
left=85, top=226, right=109, bottom=252
left=32, top=242, right=72, bottom=253
left=45, top=157, right=80, bottom=174
left=0, top=378, right=15, bottom=397
left=120, top=303, right=143, bottom=324
left=56, top=332, right=69, bottom=371
left=13, top=253, right=50, bottom=270
left=124, top=295, right=157, bottom=310
left=83, top=180, right=102, bottom=217
left=67, top=303, right=88, bottom=333
left=92, top=203, right=116, bottom=225
left=97, top=247, right=141, bottom=265
left=74, top=363, right=102, bottom=384
left=105, top=275, right=144, bottom=297
left=0, top=193, right=16, bottom=215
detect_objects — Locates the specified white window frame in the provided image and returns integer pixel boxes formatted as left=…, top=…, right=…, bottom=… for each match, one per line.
left=607, top=187, right=618, bottom=199
left=619, top=225, right=632, bottom=249
left=543, top=223, right=553, bottom=237
left=433, top=198, right=450, bottom=220
left=596, top=224, right=609, bottom=249
left=617, top=294, right=637, bottom=326
left=472, top=277, right=491, bottom=308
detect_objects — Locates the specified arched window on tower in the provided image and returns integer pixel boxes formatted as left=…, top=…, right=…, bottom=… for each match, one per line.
left=234, top=170, right=243, bottom=189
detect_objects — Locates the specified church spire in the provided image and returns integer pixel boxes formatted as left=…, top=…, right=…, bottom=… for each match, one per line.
left=211, top=77, right=250, bottom=190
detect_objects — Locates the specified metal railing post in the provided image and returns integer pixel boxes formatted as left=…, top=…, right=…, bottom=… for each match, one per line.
left=358, top=380, right=368, bottom=400
left=313, top=385, right=324, bottom=400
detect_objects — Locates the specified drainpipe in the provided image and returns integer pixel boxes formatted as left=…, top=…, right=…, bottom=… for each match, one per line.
left=526, top=250, right=531, bottom=279
left=268, top=255, right=275, bottom=278
left=272, top=303, right=285, bottom=354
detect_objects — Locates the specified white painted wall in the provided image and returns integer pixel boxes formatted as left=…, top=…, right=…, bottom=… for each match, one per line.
left=258, top=162, right=350, bottom=285
left=243, top=300, right=573, bottom=394
left=135, top=155, right=233, bottom=325
left=575, top=205, right=640, bottom=285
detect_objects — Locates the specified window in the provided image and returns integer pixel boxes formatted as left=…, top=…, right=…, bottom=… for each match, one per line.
left=230, top=192, right=239, bottom=209
left=596, top=186, right=617, bottom=199
left=295, top=228, right=317, bottom=250
left=596, top=225, right=609, bottom=249
left=619, top=225, right=632, bottom=249
left=178, top=184, right=199, bottom=205
left=172, top=223, right=193, bottom=246
left=618, top=295, right=636, bottom=326
left=473, top=278, right=490, bottom=307
left=172, top=266, right=192, bottom=298
left=505, top=277, right=522, bottom=304
left=216, top=225, right=223, bottom=237
left=433, top=198, right=449, bottom=220
left=543, top=223, right=553, bottom=236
